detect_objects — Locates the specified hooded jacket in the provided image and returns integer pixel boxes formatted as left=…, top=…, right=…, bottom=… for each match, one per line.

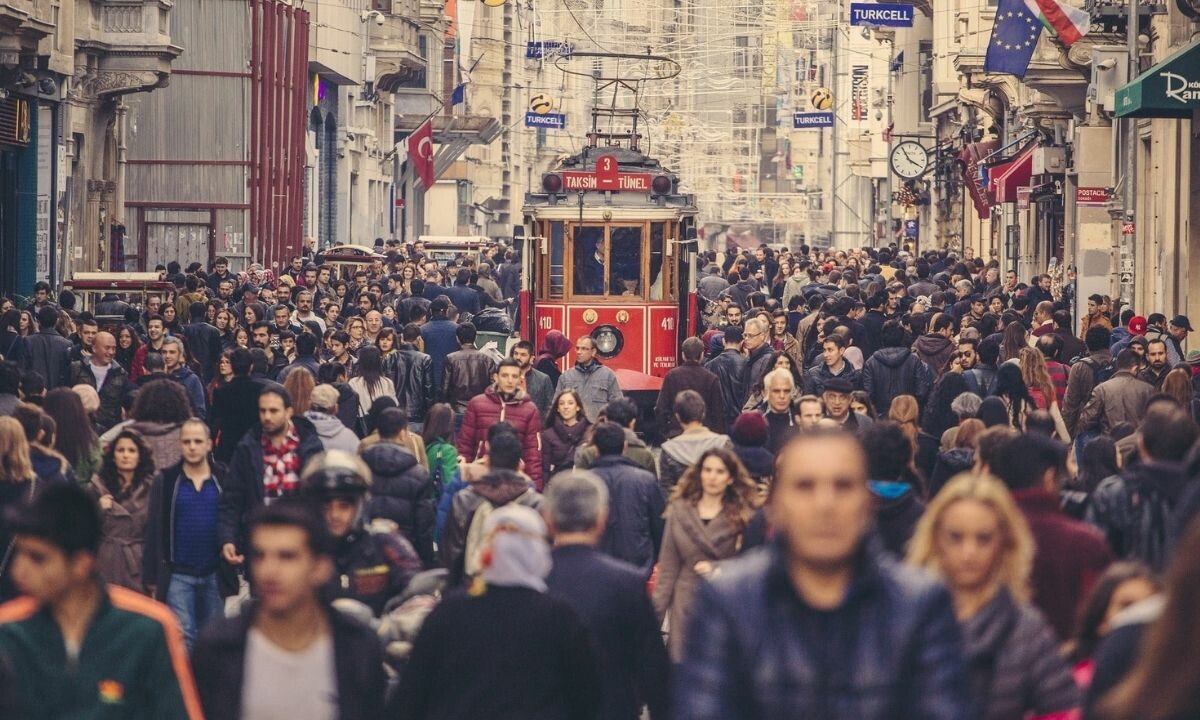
left=911, top=333, right=956, bottom=380
left=361, top=441, right=436, bottom=566
left=457, top=386, right=544, bottom=489
left=724, top=279, right=760, bottom=310
left=575, top=428, right=658, bottom=477
left=127, top=420, right=184, bottom=474
left=862, top=346, right=933, bottom=413
left=556, top=359, right=623, bottom=422
left=305, top=410, right=361, bottom=453
left=658, top=427, right=733, bottom=493
left=168, top=364, right=208, bottom=420
left=439, top=473, right=543, bottom=577
left=870, top=481, right=925, bottom=559
left=535, top=331, right=572, bottom=388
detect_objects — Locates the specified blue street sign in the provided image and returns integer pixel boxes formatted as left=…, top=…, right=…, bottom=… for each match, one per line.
left=525, top=41, right=574, bottom=59
left=525, top=112, right=566, bottom=129
left=793, top=111, right=834, bottom=129
left=849, top=2, right=915, bottom=27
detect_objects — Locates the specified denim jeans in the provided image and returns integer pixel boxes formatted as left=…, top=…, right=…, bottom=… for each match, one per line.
left=166, top=571, right=223, bottom=651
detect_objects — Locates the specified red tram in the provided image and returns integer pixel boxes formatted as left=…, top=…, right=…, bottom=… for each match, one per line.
left=521, top=110, right=699, bottom=394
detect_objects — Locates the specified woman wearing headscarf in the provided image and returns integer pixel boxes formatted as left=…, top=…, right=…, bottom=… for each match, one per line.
left=535, top=330, right=572, bottom=388
left=392, top=502, right=600, bottom=719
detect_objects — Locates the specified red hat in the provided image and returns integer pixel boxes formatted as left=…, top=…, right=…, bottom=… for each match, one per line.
left=1128, top=315, right=1147, bottom=335
left=731, top=412, right=769, bottom=447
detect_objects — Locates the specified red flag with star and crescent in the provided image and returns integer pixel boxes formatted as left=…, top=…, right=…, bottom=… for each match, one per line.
left=408, top=119, right=434, bottom=189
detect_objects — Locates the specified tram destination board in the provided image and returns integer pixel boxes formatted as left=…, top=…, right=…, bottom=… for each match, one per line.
left=560, top=171, right=654, bottom=192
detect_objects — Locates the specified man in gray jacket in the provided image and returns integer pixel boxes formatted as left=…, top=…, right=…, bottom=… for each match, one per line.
left=556, top=336, right=623, bottom=421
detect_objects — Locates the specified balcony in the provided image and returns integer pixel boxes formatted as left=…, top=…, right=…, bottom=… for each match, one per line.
left=74, top=0, right=181, bottom=97
left=371, top=18, right=426, bottom=92
left=0, top=0, right=54, bottom=68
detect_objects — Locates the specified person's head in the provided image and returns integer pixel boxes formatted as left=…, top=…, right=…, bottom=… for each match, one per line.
left=721, top=325, right=743, bottom=348
left=575, top=336, right=598, bottom=365
left=821, top=378, right=854, bottom=421
left=1169, top=315, right=1193, bottom=340
left=42, top=388, right=98, bottom=465
left=908, top=473, right=1034, bottom=600
left=673, top=447, right=757, bottom=523
left=36, top=306, right=58, bottom=330
left=1087, top=293, right=1104, bottom=316
left=98, top=429, right=155, bottom=496
left=0, top=416, right=34, bottom=483
left=258, top=384, right=294, bottom=438
left=549, top=389, right=585, bottom=427
left=821, top=333, right=847, bottom=368
left=793, top=395, right=821, bottom=429
left=742, top=317, right=768, bottom=352
left=763, top=367, right=795, bottom=413
left=486, top=431, right=523, bottom=471
left=494, top=358, right=523, bottom=395
left=1146, top=339, right=1169, bottom=371
left=1139, top=405, right=1199, bottom=463
left=178, top=418, right=212, bottom=468
left=542, top=470, right=609, bottom=541
left=768, top=432, right=871, bottom=574
left=861, top=421, right=914, bottom=482
left=604, top=398, right=639, bottom=429
left=673, top=389, right=707, bottom=427
left=421, top=403, right=455, bottom=444
left=1071, top=562, right=1160, bottom=662
left=591, top=421, right=626, bottom=457
left=6, top=483, right=103, bottom=603
left=245, top=498, right=334, bottom=617
left=988, top=432, right=1067, bottom=492
left=509, top=340, right=536, bottom=368
left=159, top=336, right=185, bottom=372
left=730, top=411, right=769, bottom=447
left=1085, top=325, right=1112, bottom=353
left=455, top=322, right=477, bottom=347
left=129, top=378, right=192, bottom=424
left=880, top=319, right=907, bottom=349
left=680, top=336, right=704, bottom=364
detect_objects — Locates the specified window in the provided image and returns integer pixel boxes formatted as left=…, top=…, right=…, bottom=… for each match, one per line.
left=549, top=221, right=564, bottom=299
left=573, top=226, right=606, bottom=296
left=571, top=224, right=644, bottom=298
left=609, top=226, right=643, bottom=297
left=649, top=222, right=665, bottom=300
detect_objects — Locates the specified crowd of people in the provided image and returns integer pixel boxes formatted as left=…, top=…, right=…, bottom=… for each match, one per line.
left=0, top=240, right=1198, bottom=718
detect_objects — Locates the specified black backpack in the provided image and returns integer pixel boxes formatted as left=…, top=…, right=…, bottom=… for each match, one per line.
left=1081, top=356, right=1117, bottom=386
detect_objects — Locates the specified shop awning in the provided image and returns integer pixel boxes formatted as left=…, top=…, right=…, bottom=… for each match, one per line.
left=988, top=144, right=1036, bottom=205
left=1115, top=39, right=1200, bottom=118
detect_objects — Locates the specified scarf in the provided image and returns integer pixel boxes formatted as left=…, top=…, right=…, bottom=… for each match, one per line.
left=261, top=425, right=301, bottom=499
left=480, top=505, right=551, bottom=593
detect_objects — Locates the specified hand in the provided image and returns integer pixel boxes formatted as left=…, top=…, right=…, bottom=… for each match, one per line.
left=693, top=560, right=715, bottom=578
left=222, top=543, right=244, bottom=566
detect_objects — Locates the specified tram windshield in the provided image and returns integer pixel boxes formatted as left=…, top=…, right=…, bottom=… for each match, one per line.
left=537, top=220, right=676, bottom=302
left=574, top=226, right=644, bottom=297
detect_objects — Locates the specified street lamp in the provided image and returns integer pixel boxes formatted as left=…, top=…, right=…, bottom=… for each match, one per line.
left=360, top=11, right=386, bottom=101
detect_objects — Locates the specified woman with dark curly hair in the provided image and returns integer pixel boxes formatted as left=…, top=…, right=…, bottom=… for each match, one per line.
left=653, top=446, right=759, bottom=660
left=127, top=378, right=193, bottom=472
left=85, top=428, right=155, bottom=591
left=115, top=324, right=142, bottom=371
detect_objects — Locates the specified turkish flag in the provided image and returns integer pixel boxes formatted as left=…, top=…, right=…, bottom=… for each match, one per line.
left=408, top=119, right=435, bottom=189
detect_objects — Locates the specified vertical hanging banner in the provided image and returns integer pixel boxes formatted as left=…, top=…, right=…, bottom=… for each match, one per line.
left=850, top=65, right=869, bottom=121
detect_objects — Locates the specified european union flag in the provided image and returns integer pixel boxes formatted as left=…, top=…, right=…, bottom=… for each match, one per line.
left=984, top=0, right=1043, bottom=78
left=451, top=83, right=466, bottom=106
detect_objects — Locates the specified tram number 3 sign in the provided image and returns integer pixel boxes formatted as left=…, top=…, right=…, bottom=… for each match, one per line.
left=562, top=155, right=652, bottom=192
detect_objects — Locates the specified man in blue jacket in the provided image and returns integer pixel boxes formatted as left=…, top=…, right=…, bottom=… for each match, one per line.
left=676, top=430, right=970, bottom=720
left=420, top=297, right=460, bottom=395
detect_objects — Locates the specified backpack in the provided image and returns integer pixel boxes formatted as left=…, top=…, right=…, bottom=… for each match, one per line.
left=1081, top=356, right=1117, bottom=386
left=463, top=498, right=496, bottom=578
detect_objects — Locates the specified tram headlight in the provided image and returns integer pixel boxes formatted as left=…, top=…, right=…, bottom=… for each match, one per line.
left=542, top=173, right=564, bottom=194
left=650, top=174, right=673, bottom=196
left=590, top=325, right=623, bottom=358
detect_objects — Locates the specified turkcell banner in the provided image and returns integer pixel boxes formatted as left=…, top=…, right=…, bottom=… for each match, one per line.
left=525, top=112, right=566, bottom=129
left=525, top=41, right=573, bottom=59
left=849, top=2, right=915, bottom=27
left=793, top=111, right=834, bottom=129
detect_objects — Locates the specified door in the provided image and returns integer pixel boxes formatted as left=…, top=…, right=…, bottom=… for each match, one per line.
left=143, top=209, right=213, bottom=271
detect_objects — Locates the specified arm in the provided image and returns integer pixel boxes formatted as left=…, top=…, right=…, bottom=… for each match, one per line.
left=1023, top=616, right=1083, bottom=716
left=1049, top=402, right=1070, bottom=444
left=1076, top=392, right=1102, bottom=436
left=143, top=473, right=165, bottom=592
left=419, top=356, right=434, bottom=417
left=522, top=412, right=544, bottom=491
left=1061, top=364, right=1089, bottom=435
left=653, top=377, right=673, bottom=433
left=903, top=585, right=972, bottom=720
left=649, top=483, right=667, bottom=561
left=218, top=445, right=248, bottom=549
left=455, top=403, right=478, bottom=461
left=414, top=477, right=437, bottom=567
left=146, top=619, right=205, bottom=720
left=674, top=581, right=752, bottom=720
left=188, top=377, right=207, bottom=421
left=651, top=511, right=682, bottom=621
left=633, top=587, right=672, bottom=720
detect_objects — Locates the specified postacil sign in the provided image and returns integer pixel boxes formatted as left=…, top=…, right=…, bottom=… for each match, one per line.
left=849, top=2, right=915, bottom=27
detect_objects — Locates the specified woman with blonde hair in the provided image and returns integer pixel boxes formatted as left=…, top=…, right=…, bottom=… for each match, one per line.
left=0, top=416, right=42, bottom=600
left=282, top=367, right=315, bottom=416
left=1161, top=367, right=1193, bottom=418
left=654, top=446, right=759, bottom=661
left=908, top=473, right=1079, bottom=719
left=1017, top=347, right=1070, bottom=441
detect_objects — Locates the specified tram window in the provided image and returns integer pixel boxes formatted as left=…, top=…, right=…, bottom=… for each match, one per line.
left=649, top=223, right=665, bottom=300
left=574, top=226, right=607, bottom=296
left=609, top=226, right=643, bottom=297
left=549, top=221, right=564, bottom=299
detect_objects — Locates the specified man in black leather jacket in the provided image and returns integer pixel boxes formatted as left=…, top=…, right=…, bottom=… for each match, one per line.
left=393, top=323, right=434, bottom=431
left=676, top=430, right=970, bottom=720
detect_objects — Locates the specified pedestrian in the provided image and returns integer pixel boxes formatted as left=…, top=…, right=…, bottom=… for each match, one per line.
left=658, top=390, right=732, bottom=492
left=441, top=322, right=497, bottom=420
left=422, top=403, right=459, bottom=497
left=912, top=313, right=957, bottom=380
left=457, top=358, right=544, bottom=489
left=67, top=330, right=130, bottom=432
left=704, top=326, right=748, bottom=428
left=907, top=473, right=1080, bottom=719
left=219, top=384, right=324, bottom=572
left=348, top=346, right=395, bottom=435
left=654, top=337, right=725, bottom=437
left=116, top=378, right=192, bottom=473
left=361, top=407, right=437, bottom=567
left=586, top=422, right=665, bottom=576
left=804, top=332, right=860, bottom=396
left=192, top=498, right=387, bottom=719
left=1017, top=347, right=1070, bottom=441
left=741, top=317, right=774, bottom=406
left=208, top=347, right=266, bottom=463
left=0, top=417, right=63, bottom=602
left=675, top=430, right=971, bottom=718
left=420, top=297, right=460, bottom=393
left=11, top=306, right=71, bottom=390
left=307, top=384, right=361, bottom=453
left=862, top=421, right=925, bottom=558
left=863, top=319, right=933, bottom=412
left=574, top=398, right=657, bottom=475
left=1066, top=561, right=1159, bottom=692
left=542, top=389, right=592, bottom=477
left=0, top=483, right=204, bottom=718
left=534, top=329, right=572, bottom=388
left=1077, top=350, right=1155, bottom=436
left=393, top=323, right=434, bottom=429
left=1063, top=326, right=1114, bottom=437
left=143, top=419, right=232, bottom=650
left=84, top=428, right=155, bottom=592
left=510, top=339, right=555, bottom=418
left=759, top=368, right=799, bottom=453
left=393, top=504, right=600, bottom=720
left=543, top=470, right=670, bottom=720
left=654, top=446, right=758, bottom=660
left=556, top=336, right=623, bottom=422
left=728, top=411, right=774, bottom=486
left=42, top=387, right=102, bottom=484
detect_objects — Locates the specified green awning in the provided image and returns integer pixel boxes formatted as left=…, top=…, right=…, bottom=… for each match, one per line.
left=1115, top=39, right=1200, bottom=118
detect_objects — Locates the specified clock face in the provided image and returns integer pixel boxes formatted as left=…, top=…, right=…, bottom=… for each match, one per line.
left=890, top=142, right=929, bottom=179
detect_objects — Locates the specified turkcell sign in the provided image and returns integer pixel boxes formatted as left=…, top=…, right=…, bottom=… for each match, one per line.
left=525, top=41, right=573, bottom=59
left=793, top=111, right=834, bottom=129
left=525, top=112, right=566, bottom=129
left=849, top=2, right=914, bottom=27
